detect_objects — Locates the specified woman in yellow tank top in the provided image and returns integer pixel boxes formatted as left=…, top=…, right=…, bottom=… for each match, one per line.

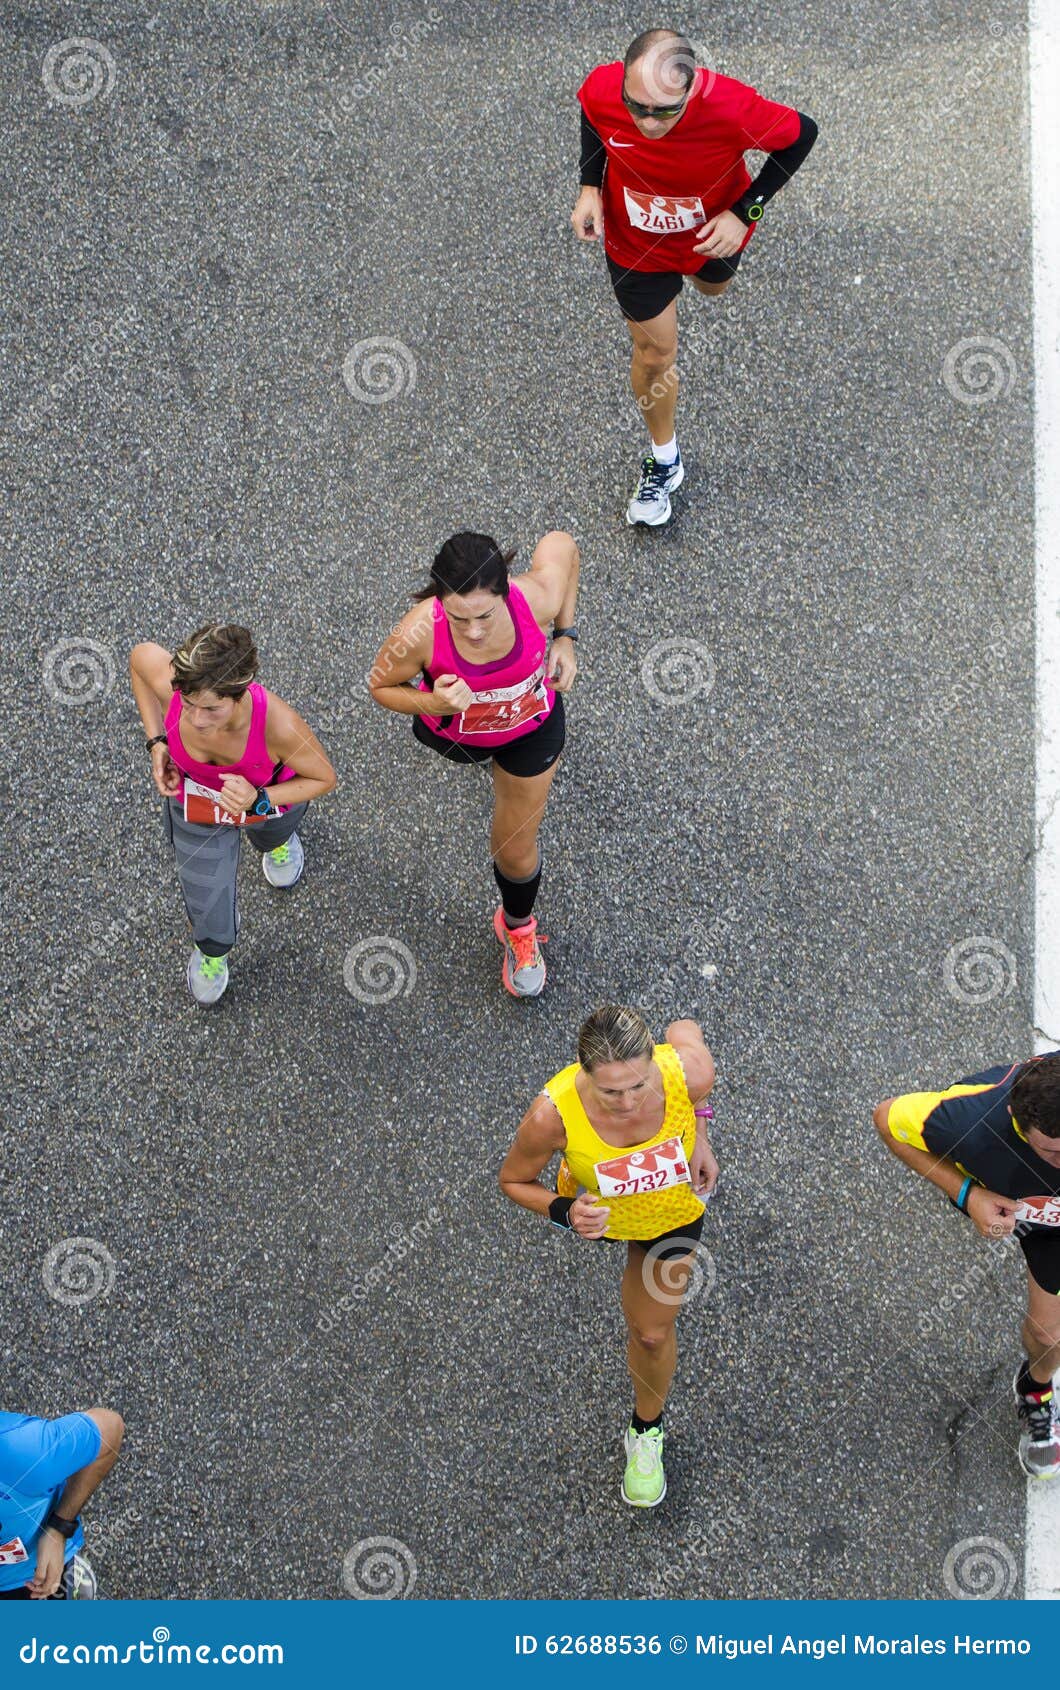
left=499, top=1004, right=719, bottom=1509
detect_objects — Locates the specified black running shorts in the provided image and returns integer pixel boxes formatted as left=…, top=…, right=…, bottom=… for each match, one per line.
left=1019, top=1226, right=1060, bottom=1296
left=413, top=693, right=565, bottom=778
left=607, top=251, right=743, bottom=322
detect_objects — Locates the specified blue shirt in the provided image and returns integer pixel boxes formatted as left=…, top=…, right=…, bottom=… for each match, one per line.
left=0, top=1412, right=101, bottom=1592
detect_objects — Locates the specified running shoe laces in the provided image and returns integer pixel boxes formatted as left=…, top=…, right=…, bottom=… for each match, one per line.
left=628, top=1427, right=663, bottom=1475
left=199, top=955, right=226, bottom=981
left=1024, top=1388, right=1055, bottom=1443
left=268, top=842, right=291, bottom=865
left=507, top=921, right=544, bottom=970
left=636, top=457, right=669, bottom=506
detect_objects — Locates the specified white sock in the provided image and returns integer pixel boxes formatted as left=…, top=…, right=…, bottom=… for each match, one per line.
left=651, top=436, right=678, bottom=465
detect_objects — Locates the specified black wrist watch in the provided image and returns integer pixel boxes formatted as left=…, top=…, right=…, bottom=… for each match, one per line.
left=553, top=626, right=579, bottom=643
left=43, top=1510, right=78, bottom=1540
left=251, top=788, right=273, bottom=817
left=732, top=193, right=765, bottom=226
left=145, top=734, right=168, bottom=753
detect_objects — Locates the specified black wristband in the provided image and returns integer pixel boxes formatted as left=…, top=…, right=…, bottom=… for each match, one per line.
left=43, top=1510, right=78, bottom=1540
left=145, top=734, right=168, bottom=753
left=549, top=1196, right=575, bottom=1230
left=731, top=193, right=765, bottom=225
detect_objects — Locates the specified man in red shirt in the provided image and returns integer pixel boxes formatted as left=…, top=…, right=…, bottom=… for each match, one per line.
left=573, top=29, right=817, bottom=526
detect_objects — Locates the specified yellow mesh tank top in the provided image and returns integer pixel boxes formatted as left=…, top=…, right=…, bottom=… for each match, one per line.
left=545, top=1043, right=704, bottom=1241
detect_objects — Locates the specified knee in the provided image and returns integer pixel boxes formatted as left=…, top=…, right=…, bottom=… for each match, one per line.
left=636, top=341, right=677, bottom=379
left=495, top=845, right=539, bottom=881
left=629, top=1323, right=669, bottom=1354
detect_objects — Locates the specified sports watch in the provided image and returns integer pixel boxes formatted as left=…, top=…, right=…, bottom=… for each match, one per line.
left=43, top=1510, right=78, bottom=1540
left=251, top=788, right=273, bottom=817
left=145, top=734, right=168, bottom=753
left=732, top=193, right=765, bottom=225
left=553, top=626, right=579, bottom=643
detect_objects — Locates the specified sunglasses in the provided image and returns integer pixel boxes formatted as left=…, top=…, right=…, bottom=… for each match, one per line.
left=622, top=88, right=689, bottom=120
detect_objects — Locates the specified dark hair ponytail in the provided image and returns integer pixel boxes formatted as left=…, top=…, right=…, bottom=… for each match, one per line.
left=413, top=531, right=515, bottom=602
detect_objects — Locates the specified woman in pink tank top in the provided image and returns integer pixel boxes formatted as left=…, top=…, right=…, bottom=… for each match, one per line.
left=130, top=623, right=336, bottom=1007
left=369, top=530, right=580, bottom=1000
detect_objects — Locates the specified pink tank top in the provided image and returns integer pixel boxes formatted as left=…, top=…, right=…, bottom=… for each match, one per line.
left=164, top=682, right=296, bottom=804
left=418, top=583, right=555, bottom=747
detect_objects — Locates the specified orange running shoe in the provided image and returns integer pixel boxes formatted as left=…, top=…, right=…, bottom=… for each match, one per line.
left=492, top=908, right=547, bottom=998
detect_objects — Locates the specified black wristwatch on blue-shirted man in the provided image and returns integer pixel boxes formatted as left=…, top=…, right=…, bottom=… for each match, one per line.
left=43, top=1509, right=78, bottom=1540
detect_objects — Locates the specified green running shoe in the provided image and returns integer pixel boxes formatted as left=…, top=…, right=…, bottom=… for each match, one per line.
left=187, top=947, right=229, bottom=1006
left=262, top=831, right=304, bottom=889
left=622, top=1424, right=666, bottom=1508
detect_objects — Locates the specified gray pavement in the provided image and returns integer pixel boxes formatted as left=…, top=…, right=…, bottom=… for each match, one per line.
left=1, top=0, right=1036, bottom=1599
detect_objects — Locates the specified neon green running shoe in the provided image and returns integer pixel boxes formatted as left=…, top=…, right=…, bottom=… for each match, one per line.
left=262, top=831, right=304, bottom=889
left=621, top=1424, right=666, bottom=1508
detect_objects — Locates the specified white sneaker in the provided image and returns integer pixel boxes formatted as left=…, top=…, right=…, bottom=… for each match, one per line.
left=187, top=947, right=229, bottom=1006
left=626, top=452, right=684, bottom=527
left=262, top=832, right=304, bottom=889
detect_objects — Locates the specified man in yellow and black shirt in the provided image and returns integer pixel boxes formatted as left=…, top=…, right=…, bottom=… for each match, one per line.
left=875, top=1055, right=1060, bottom=1480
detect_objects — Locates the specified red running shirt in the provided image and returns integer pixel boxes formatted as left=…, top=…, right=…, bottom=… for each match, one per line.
left=578, top=62, right=801, bottom=275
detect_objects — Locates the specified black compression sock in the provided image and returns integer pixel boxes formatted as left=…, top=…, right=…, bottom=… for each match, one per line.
left=1018, top=1362, right=1054, bottom=1398
left=493, top=854, right=542, bottom=926
left=631, top=1411, right=663, bottom=1434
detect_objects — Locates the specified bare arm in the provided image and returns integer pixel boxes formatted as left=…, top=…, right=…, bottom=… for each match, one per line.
left=873, top=1099, right=1017, bottom=1239
left=366, top=605, right=473, bottom=718
left=129, top=643, right=181, bottom=798
left=519, top=532, right=580, bottom=693
left=667, top=1019, right=719, bottom=1196
left=29, top=1408, right=124, bottom=1599
left=499, top=1093, right=567, bottom=1218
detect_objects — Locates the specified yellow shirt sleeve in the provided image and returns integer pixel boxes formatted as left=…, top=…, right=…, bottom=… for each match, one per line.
left=884, top=1092, right=942, bottom=1151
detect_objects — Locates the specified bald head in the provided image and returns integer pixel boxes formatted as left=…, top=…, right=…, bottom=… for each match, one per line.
left=624, top=28, right=697, bottom=104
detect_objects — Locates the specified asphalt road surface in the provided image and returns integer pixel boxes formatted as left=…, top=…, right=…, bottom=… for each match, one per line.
left=1, top=0, right=1035, bottom=1599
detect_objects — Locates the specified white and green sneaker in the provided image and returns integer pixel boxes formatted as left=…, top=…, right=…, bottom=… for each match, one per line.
left=187, top=947, right=229, bottom=1006
left=621, top=1424, right=666, bottom=1508
left=262, top=831, right=304, bottom=889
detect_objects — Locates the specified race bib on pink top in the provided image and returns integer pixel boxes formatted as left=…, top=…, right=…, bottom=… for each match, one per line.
left=456, top=664, right=550, bottom=738
left=594, top=1135, right=692, bottom=1199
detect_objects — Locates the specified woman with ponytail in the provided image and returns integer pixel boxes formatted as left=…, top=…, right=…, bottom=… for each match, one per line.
left=369, top=530, right=579, bottom=998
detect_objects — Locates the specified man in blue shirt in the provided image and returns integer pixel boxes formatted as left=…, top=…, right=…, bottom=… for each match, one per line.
left=0, top=1406, right=124, bottom=1598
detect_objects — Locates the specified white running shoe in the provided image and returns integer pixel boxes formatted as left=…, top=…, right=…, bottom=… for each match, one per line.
left=626, top=452, right=684, bottom=527
left=262, top=832, right=304, bottom=889
left=187, top=947, right=229, bottom=1006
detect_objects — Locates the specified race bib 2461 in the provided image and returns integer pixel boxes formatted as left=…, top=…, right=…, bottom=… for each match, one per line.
left=622, top=187, right=705, bottom=235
